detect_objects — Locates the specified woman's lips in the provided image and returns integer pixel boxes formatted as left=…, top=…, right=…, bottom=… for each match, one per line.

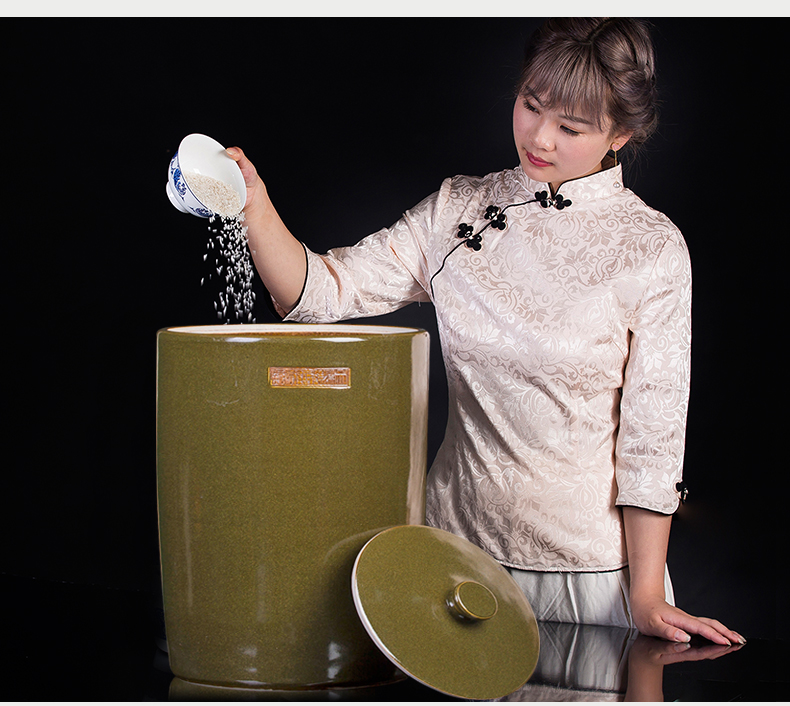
left=526, top=151, right=553, bottom=167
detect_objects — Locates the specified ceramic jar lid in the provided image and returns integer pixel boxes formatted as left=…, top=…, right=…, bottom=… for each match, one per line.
left=352, top=525, right=540, bottom=700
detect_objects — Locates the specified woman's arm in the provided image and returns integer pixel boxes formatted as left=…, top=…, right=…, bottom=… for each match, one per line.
left=226, top=147, right=306, bottom=314
left=616, top=234, right=743, bottom=645
left=623, top=506, right=745, bottom=646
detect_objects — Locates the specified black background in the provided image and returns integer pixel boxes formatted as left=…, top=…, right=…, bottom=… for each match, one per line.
left=3, top=17, right=783, bottom=647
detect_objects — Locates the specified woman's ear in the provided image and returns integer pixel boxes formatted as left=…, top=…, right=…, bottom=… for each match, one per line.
left=611, top=132, right=633, bottom=152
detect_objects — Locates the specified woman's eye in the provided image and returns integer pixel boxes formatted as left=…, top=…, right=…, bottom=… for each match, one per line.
left=523, top=98, right=539, bottom=113
left=561, top=126, right=580, bottom=136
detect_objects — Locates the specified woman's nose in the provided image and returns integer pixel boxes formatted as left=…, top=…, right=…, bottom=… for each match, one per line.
left=530, top=119, right=554, bottom=151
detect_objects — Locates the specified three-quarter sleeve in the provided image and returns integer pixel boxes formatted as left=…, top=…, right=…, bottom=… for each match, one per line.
left=266, top=165, right=699, bottom=570
left=281, top=190, right=443, bottom=323
left=615, top=231, right=692, bottom=514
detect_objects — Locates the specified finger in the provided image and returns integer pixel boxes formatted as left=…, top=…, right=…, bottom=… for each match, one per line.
left=225, top=146, right=243, bottom=162
left=664, top=622, right=692, bottom=643
left=695, top=617, right=747, bottom=645
left=225, top=147, right=252, bottom=173
left=666, top=613, right=733, bottom=646
left=640, top=613, right=691, bottom=643
left=225, top=147, right=261, bottom=189
left=660, top=643, right=739, bottom=665
left=652, top=641, right=692, bottom=663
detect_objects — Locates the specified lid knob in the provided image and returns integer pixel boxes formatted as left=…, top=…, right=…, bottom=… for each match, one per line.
left=447, top=581, right=498, bottom=622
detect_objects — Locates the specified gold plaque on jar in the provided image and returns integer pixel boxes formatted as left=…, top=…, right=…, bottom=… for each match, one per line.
left=268, top=366, right=351, bottom=389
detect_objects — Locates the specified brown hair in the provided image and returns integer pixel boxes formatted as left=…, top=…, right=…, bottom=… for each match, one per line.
left=517, top=18, right=659, bottom=153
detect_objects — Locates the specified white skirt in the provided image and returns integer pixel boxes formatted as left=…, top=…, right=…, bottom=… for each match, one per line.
left=507, top=565, right=675, bottom=629
left=497, top=622, right=639, bottom=700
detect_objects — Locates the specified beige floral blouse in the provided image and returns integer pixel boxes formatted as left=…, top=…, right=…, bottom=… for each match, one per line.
left=282, top=164, right=691, bottom=572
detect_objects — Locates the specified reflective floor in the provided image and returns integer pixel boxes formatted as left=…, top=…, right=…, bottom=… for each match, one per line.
left=4, top=573, right=785, bottom=701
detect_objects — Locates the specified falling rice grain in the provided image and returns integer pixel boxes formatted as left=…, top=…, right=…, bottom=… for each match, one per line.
left=201, top=210, right=256, bottom=324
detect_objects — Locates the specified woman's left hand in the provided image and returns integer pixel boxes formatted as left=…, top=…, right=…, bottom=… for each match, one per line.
left=631, top=593, right=746, bottom=646
left=622, top=507, right=747, bottom=646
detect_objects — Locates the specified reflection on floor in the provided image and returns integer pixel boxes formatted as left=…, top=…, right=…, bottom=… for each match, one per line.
left=3, top=572, right=786, bottom=701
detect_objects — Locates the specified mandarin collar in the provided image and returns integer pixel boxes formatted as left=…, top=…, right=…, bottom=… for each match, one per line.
left=515, top=163, right=624, bottom=205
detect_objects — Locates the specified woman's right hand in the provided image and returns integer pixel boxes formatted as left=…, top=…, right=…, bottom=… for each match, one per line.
left=225, top=146, right=268, bottom=216
left=221, top=146, right=307, bottom=314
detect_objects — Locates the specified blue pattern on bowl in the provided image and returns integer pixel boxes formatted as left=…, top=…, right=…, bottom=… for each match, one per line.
left=167, top=135, right=243, bottom=219
left=168, top=151, right=213, bottom=218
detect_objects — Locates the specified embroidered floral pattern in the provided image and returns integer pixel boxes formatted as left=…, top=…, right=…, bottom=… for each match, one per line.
left=283, top=165, right=691, bottom=571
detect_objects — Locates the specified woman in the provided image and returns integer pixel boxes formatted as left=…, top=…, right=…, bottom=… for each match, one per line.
left=227, top=18, right=743, bottom=646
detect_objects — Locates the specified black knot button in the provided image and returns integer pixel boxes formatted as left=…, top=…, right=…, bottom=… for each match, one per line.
left=675, top=481, right=689, bottom=503
left=554, top=194, right=572, bottom=210
left=534, top=190, right=571, bottom=210
left=457, top=223, right=474, bottom=239
left=464, top=234, right=483, bottom=251
left=484, top=204, right=507, bottom=230
left=484, top=205, right=500, bottom=219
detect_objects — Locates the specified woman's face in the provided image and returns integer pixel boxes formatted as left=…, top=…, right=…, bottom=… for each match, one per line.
left=512, top=91, right=630, bottom=191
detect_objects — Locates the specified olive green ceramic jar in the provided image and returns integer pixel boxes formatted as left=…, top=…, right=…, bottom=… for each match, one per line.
left=156, top=324, right=429, bottom=690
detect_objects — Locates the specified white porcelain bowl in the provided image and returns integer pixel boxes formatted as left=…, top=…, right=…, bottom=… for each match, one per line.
left=166, top=134, right=246, bottom=218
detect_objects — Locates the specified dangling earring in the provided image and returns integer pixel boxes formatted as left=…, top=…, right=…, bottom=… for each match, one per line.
left=612, top=144, right=619, bottom=167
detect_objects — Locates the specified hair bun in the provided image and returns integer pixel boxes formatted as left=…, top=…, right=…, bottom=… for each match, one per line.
left=517, top=18, right=659, bottom=151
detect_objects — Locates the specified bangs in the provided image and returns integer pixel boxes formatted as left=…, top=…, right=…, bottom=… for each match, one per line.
left=519, top=45, right=612, bottom=133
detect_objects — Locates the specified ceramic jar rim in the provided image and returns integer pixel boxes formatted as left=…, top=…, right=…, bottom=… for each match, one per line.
left=161, top=324, right=426, bottom=337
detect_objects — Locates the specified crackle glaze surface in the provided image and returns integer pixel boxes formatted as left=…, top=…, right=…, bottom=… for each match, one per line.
left=353, top=525, right=539, bottom=700
left=156, top=324, right=429, bottom=689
